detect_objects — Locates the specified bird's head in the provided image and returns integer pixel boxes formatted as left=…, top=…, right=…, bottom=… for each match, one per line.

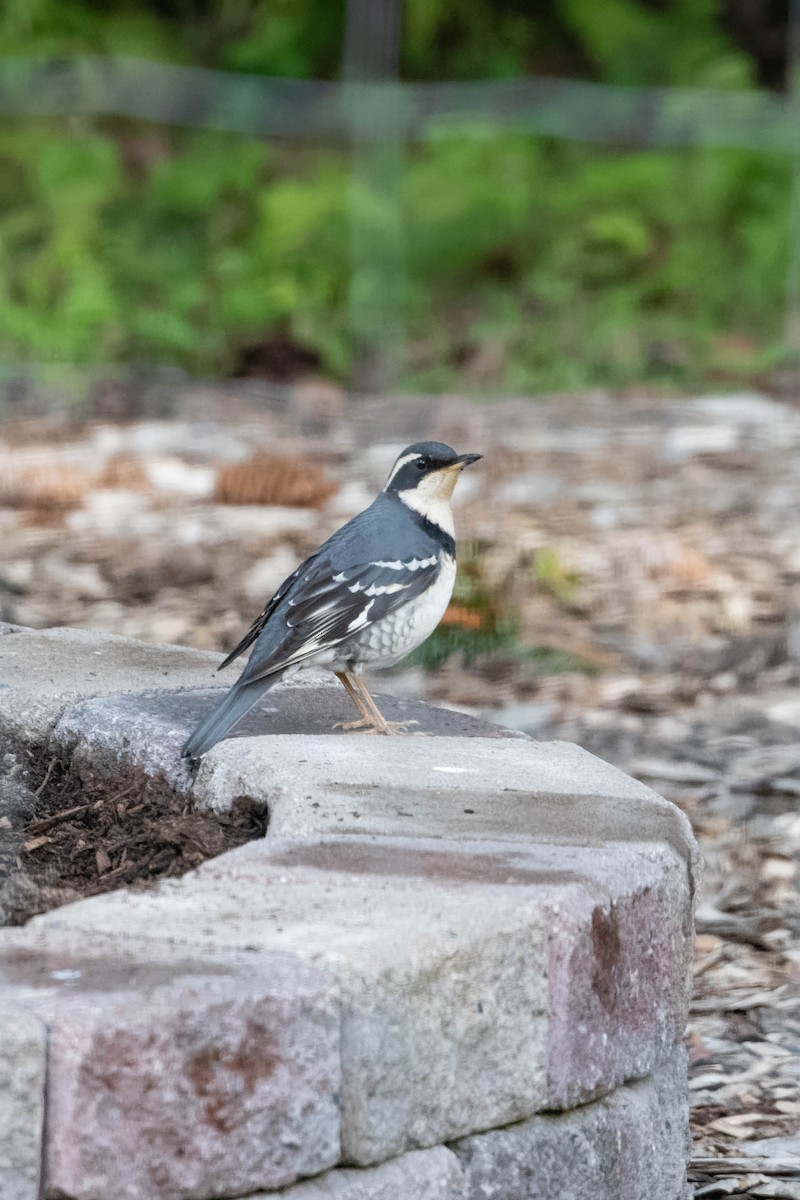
left=383, top=441, right=482, bottom=532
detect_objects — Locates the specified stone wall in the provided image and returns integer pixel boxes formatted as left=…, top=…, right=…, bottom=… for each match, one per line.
left=0, top=626, right=698, bottom=1200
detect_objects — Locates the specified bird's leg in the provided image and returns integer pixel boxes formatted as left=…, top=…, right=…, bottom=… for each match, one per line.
left=333, top=672, right=420, bottom=735
left=333, top=671, right=375, bottom=732
left=353, top=675, right=420, bottom=734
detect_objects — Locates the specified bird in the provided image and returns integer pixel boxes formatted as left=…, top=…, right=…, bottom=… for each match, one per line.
left=182, top=441, right=482, bottom=761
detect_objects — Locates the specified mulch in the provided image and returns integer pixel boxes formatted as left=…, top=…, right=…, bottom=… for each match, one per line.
left=1, top=756, right=267, bottom=926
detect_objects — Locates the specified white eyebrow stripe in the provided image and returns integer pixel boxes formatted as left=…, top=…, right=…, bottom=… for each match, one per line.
left=383, top=452, right=422, bottom=490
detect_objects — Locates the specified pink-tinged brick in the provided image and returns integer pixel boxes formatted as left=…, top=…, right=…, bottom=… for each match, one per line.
left=545, top=864, right=692, bottom=1108
left=9, top=948, right=341, bottom=1200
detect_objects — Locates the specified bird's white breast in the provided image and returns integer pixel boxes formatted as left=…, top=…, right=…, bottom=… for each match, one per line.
left=346, top=553, right=456, bottom=668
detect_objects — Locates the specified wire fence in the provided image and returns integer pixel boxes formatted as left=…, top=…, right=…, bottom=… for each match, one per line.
left=1, top=51, right=799, bottom=385
left=1, top=55, right=798, bottom=149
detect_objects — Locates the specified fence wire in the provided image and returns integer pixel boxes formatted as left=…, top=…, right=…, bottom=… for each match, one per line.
left=1, top=53, right=799, bottom=384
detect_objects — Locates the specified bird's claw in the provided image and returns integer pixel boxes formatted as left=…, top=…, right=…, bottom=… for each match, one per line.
left=332, top=717, right=422, bottom=735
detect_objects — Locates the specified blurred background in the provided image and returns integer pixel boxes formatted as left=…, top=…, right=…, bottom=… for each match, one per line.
left=2, top=2, right=800, bottom=1189
left=0, top=0, right=796, bottom=392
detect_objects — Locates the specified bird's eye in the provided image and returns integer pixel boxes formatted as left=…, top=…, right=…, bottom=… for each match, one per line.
left=416, top=458, right=427, bottom=471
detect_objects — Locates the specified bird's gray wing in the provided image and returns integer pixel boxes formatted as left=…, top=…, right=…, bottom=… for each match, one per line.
left=238, top=550, right=443, bottom=683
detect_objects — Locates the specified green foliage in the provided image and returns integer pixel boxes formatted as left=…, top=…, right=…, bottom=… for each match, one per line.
left=558, top=0, right=753, bottom=88
left=0, top=121, right=352, bottom=371
left=406, top=540, right=595, bottom=674
left=0, top=115, right=790, bottom=388
left=404, top=134, right=790, bottom=392
left=0, top=0, right=791, bottom=389
left=532, top=546, right=582, bottom=607
left=403, top=0, right=753, bottom=88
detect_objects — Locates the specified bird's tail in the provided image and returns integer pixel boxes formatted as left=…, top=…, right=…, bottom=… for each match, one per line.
left=182, top=673, right=283, bottom=762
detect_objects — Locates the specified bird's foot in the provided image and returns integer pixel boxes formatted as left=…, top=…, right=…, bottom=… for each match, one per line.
left=333, top=717, right=421, bottom=736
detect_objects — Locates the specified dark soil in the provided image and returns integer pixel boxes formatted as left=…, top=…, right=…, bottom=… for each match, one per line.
left=0, top=756, right=267, bottom=926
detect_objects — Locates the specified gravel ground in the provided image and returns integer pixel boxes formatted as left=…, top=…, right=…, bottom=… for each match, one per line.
left=2, top=381, right=800, bottom=1193
left=547, top=693, right=800, bottom=1198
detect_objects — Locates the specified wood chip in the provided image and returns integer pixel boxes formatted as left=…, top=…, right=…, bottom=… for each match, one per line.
left=33, top=756, right=57, bottom=797
left=23, top=835, right=51, bottom=852
left=29, top=802, right=94, bottom=834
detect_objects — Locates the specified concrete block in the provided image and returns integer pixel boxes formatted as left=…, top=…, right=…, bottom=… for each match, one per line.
left=192, top=736, right=698, bottom=880
left=0, top=774, right=39, bottom=926
left=1, top=934, right=341, bottom=1200
left=253, top=1146, right=467, bottom=1199
left=0, top=627, right=223, bottom=750
left=32, top=823, right=693, bottom=1165
left=2, top=666, right=696, bottom=1188
left=545, top=867, right=690, bottom=1106
left=194, top=735, right=699, bottom=1105
left=453, top=1049, right=690, bottom=1200
left=0, top=1005, right=46, bottom=1200
left=50, top=687, right=519, bottom=800
left=33, top=839, right=551, bottom=1165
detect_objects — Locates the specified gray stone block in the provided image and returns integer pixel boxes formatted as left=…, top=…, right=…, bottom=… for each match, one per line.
left=31, top=819, right=693, bottom=1166
left=452, top=1049, right=690, bottom=1200
left=1, top=932, right=341, bottom=1200
left=192, top=735, right=698, bottom=881
left=545, top=864, right=691, bottom=1107
left=253, top=1146, right=467, bottom=1199
left=0, top=773, right=39, bottom=926
left=50, top=687, right=520, bottom=798
left=0, top=626, right=223, bottom=749
left=0, top=631, right=697, bottom=1193
left=0, top=1004, right=46, bottom=1200
left=32, top=842, right=551, bottom=1166
left=0, top=773, right=35, bottom=823
left=193, top=734, right=699, bottom=1094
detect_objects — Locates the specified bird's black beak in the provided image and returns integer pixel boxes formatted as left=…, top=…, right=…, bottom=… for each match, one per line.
left=454, top=452, right=482, bottom=468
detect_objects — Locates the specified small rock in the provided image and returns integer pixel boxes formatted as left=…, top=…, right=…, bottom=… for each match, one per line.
left=497, top=472, right=563, bottom=507
left=740, top=1135, right=800, bottom=1164
left=664, top=424, right=739, bottom=462
left=325, top=479, right=374, bottom=519
left=765, top=697, right=800, bottom=728
left=751, top=1184, right=800, bottom=1199
left=727, top=745, right=800, bottom=790
left=492, top=704, right=557, bottom=736
left=242, top=547, right=302, bottom=607
left=770, top=778, right=800, bottom=796
left=630, top=758, right=720, bottom=785
left=36, top=554, right=109, bottom=602
left=66, top=490, right=151, bottom=536
left=144, top=458, right=215, bottom=498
